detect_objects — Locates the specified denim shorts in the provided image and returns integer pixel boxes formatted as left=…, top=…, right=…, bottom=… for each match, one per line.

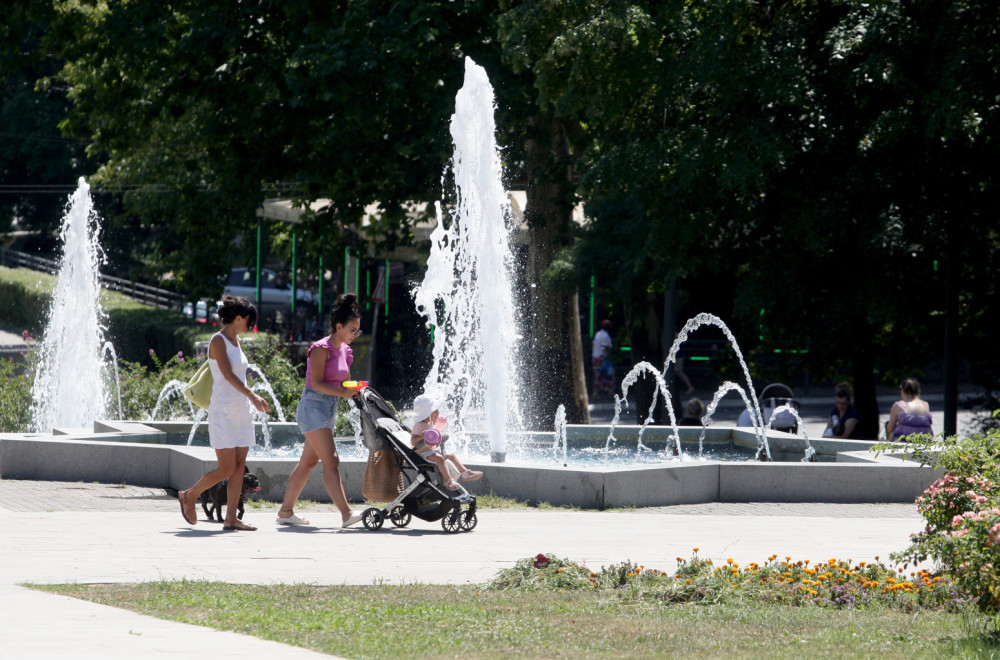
left=296, top=388, right=339, bottom=433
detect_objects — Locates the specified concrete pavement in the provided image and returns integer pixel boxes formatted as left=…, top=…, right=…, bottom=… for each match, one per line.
left=0, top=479, right=925, bottom=659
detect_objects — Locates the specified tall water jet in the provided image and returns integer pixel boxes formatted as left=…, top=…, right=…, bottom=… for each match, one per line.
left=30, top=178, right=108, bottom=431
left=413, top=58, right=524, bottom=462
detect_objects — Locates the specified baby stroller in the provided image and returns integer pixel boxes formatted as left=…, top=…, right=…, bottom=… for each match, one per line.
left=736, top=383, right=801, bottom=434
left=759, top=383, right=800, bottom=434
left=353, top=387, right=478, bottom=533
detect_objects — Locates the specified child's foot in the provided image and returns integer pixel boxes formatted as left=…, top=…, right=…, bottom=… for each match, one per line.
left=444, top=479, right=460, bottom=490
left=461, top=469, right=483, bottom=481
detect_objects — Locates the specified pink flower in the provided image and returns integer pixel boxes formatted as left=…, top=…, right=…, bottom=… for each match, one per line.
left=149, top=349, right=155, bottom=355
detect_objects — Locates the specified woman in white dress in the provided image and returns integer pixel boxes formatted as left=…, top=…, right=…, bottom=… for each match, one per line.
left=178, top=295, right=270, bottom=530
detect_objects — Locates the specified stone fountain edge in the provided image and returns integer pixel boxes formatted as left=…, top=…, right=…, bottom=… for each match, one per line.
left=0, top=426, right=940, bottom=509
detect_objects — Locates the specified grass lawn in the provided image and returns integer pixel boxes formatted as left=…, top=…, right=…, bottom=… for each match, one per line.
left=34, top=581, right=997, bottom=659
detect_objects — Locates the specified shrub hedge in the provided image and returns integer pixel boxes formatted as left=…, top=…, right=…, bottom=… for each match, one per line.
left=0, top=266, right=210, bottom=366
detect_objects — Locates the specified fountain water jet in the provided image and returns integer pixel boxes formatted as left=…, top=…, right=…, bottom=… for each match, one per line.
left=30, top=178, right=108, bottom=432
left=102, top=342, right=122, bottom=420
left=150, top=380, right=198, bottom=421
left=553, top=404, right=568, bottom=467
left=605, top=362, right=681, bottom=458
left=413, top=58, right=525, bottom=462
left=662, top=314, right=772, bottom=460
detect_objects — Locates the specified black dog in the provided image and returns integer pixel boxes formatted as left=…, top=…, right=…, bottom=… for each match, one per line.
left=202, top=466, right=261, bottom=522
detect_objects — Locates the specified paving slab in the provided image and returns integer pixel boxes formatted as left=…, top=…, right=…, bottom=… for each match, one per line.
left=0, top=479, right=925, bottom=659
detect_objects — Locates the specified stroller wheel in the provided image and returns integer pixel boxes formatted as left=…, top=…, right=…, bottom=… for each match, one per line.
left=441, top=508, right=462, bottom=534
left=460, top=510, right=477, bottom=532
left=389, top=506, right=411, bottom=528
left=362, top=507, right=384, bottom=531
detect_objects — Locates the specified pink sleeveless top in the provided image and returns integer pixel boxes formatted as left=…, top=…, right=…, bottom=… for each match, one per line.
left=304, top=336, right=353, bottom=389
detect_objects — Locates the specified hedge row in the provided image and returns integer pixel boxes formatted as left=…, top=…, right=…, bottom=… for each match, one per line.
left=0, top=266, right=211, bottom=366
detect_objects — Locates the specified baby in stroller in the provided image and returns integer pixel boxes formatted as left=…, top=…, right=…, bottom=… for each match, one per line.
left=410, top=394, right=482, bottom=490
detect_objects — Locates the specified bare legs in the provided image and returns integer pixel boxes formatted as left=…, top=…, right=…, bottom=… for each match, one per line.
left=427, top=451, right=481, bottom=488
left=429, top=453, right=459, bottom=487
left=674, top=358, right=694, bottom=394
left=178, top=446, right=255, bottom=530
left=279, top=428, right=354, bottom=523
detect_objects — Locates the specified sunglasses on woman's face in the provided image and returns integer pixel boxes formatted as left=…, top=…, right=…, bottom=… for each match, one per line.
left=348, top=327, right=363, bottom=338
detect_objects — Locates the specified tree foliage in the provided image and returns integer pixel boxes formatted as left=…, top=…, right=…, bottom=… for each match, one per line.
left=53, top=0, right=498, bottom=294
left=6, top=0, right=1000, bottom=429
left=507, top=0, right=1000, bottom=427
left=0, top=1, right=90, bottom=237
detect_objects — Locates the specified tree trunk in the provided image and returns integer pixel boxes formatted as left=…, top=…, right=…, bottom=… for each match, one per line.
left=943, top=228, right=958, bottom=437
left=631, top=292, right=665, bottom=425
left=851, top=333, right=880, bottom=440
left=522, top=115, right=590, bottom=427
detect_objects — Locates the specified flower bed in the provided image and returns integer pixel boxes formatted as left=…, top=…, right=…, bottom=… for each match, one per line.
left=489, top=551, right=970, bottom=612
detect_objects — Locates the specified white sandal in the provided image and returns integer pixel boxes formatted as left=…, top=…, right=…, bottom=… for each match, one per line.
left=342, top=511, right=364, bottom=528
left=276, top=512, right=310, bottom=526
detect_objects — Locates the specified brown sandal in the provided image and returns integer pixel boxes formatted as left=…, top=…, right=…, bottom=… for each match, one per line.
left=178, top=490, right=197, bottom=525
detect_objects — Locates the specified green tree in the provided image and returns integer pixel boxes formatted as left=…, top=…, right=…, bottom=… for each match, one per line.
left=510, top=0, right=1000, bottom=433
left=53, top=0, right=593, bottom=426
left=0, top=2, right=90, bottom=237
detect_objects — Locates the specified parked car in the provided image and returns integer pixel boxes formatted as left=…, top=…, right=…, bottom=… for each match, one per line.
left=223, top=268, right=316, bottom=311
left=182, top=299, right=217, bottom=324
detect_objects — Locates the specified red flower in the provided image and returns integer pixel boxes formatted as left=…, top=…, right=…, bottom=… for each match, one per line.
left=533, top=553, right=550, bottom=569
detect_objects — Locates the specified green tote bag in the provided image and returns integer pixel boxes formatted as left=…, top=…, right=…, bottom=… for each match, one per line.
left=183, top=360, right=213, bottom=410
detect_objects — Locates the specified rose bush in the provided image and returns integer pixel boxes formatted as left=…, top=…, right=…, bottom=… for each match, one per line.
left=889, top=413, right=1000, bottom=613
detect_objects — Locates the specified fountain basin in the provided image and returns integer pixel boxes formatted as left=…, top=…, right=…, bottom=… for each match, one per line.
left=0, top=422, right=939, bottom=508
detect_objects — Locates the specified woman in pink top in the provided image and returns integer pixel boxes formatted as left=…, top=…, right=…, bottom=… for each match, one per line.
left=276, top=294, right=364, bottom=528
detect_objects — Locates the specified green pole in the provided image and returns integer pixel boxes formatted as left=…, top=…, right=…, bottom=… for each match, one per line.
left=290, top=232, right=296, bottom=316
left=354, top=253, right=360, bottom=299
left=365, top=268, right=371, bottom=310
left=343, top=247, right=349, bottom=292
left=255, top=220, right=262, bottom=314
left=318, top=255, right=323, bottom=319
